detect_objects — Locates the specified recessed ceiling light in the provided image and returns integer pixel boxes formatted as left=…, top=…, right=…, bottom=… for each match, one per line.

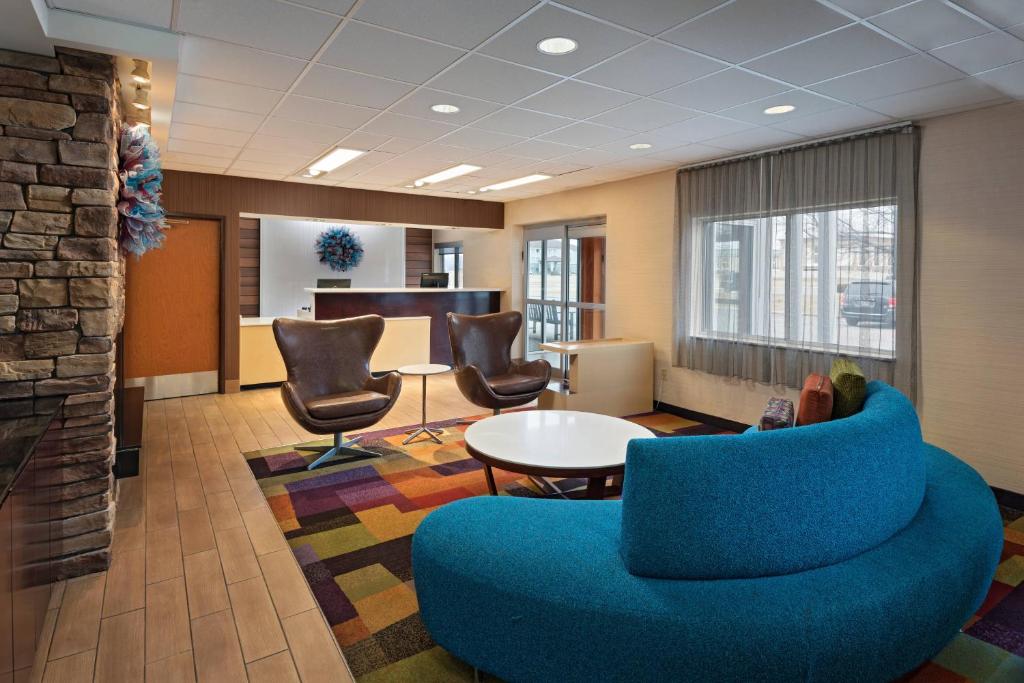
left=466, top=190, right=476, bottom=194
left=404, top=184, right=415, bottom=188
left=310, top=147, right=365, bottom=173
left=764, top=105, right=796, bottom=115
left=130, top=59, right=150, bottom=84
left=537, top=37, right=578, bottom=55
left=131, top=86, right=150, bottom=110
left=431, top=103, right=460, bottom=114
left=629, top=143, right=652, bottom=150
left=413, top=164, right=481, bottom=187
left=479, top=174, right=552, bottom=192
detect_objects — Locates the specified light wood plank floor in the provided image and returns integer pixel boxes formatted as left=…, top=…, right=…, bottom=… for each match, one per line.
left=34, top=375, right=490, bottom=682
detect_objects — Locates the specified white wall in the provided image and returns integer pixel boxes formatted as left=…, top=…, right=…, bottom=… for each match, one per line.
left=259, top=218, right=405, bottom=317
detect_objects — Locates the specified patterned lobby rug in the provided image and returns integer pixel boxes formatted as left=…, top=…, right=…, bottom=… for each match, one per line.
left=244, top=413, right=1024, bottom=683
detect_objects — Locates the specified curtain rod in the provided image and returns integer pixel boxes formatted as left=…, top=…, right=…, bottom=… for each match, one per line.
left=677, top=121, right=914, bottom=172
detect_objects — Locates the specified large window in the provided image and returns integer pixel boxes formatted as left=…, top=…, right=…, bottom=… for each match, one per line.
left=433, top=242, right=463, bottom=288
left=694, top=203, right=896, bottom=358
left=677, top=127, right=918, bottom=394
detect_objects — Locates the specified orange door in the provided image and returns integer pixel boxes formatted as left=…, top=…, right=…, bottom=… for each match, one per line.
left=124, top=218, right=220, bottom=398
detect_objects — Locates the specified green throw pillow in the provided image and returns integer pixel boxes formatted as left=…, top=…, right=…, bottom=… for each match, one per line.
left=830, top=358, right=866, bottom=419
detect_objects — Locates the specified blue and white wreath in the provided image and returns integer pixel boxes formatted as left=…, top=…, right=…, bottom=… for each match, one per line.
left=315, top=226, right=365, bottom=272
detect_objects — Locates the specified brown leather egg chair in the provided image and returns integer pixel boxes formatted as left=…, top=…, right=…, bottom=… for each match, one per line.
left=446, top=311, right=552, bottom=417
left=273, top=315, right=402, bottom=470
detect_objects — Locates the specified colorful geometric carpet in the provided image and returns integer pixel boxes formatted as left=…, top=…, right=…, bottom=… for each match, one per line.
left=243, top=411, right=1024, bottom=683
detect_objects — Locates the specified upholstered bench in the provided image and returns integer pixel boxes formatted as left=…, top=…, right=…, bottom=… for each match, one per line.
left=412, top=382, right=1003, bottom=682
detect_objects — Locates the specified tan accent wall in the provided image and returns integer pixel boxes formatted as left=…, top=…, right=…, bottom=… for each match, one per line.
left=468, top=100, right=1024, bottom=492
left=917, top=101, right=1024, bottom=493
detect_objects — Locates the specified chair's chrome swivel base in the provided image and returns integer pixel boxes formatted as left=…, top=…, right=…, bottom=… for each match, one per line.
left=304, top=433, right=374, bottom=470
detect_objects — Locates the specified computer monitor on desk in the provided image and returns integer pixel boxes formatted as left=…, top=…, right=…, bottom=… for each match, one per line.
left=419, top=272, right=449, bottom=288
left=316, top=278, right=351, bottom=289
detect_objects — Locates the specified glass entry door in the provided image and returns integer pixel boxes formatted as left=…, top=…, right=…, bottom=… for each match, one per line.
left=524, top=221, right=606, bottom=367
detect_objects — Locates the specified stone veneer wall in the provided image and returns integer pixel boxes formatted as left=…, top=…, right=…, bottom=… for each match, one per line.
left=0, top=47, right=123, bottom=579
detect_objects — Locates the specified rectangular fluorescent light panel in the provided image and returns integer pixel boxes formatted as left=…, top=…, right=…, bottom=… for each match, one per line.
left=415, top=164, right=481, bottom=186
left=310, top=148, right=365, bottom=173
left=480, top=174, right=551, bottom=192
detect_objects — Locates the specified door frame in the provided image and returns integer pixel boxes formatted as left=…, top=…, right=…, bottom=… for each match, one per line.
left=522, top=219, right=607, bottom=368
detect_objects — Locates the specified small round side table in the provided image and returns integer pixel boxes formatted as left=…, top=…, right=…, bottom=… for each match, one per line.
left=397, top=363, right=451, bottom=444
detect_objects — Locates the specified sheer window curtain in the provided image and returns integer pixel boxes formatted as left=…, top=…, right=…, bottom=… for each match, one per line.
left=675, top=126, right=920, bottom=401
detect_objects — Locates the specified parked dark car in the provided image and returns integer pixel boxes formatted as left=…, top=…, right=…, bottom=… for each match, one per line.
left=841, top=281, right=896, bottom=327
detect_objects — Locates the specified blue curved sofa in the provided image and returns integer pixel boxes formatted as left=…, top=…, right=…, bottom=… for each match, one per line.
left=412, top=382, right=1004, bottom=682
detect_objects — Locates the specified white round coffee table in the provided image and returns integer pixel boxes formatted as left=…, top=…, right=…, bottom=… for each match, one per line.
left=398, top=363, right=451, bottom=444
left=464, top=410, right=654, bottom=499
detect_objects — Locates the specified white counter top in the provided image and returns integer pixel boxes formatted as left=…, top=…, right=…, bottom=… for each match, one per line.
left=241, top=315, right=431, bottom=327
left=305, top=287, right=503, bottom=294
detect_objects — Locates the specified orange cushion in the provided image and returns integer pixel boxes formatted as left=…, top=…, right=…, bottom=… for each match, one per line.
left=797, top=374, right=833, bottom=426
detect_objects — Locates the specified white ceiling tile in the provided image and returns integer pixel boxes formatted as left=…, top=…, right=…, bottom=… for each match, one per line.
left=338, top=131, right=393, bottom=150
left=230, top=159, right=298, bottom=173
left=171, top=102, right=265, bottom=132
left=827, top=0, right=910, bottom=17
left=164, top=151, right=233, bottom=168
left=167, top=138, right=241, bottom=159
left=577, top=42, right=722, bottom=96
left=471, top=108, right=570, bottom=137
left=260, top=116, right=349, bottom=143
left=176, top=0, right=338, bottom=59
left=237, top=148, right=312, bottom=166
left=361, top=113, right=459, bottom=141
left=595, top=130, right=707, bottom=153
left=646, top=142, right=729, bottom=163
left=535, top=161, right=591, bottom=175
left=770, top=105, right=891, bottom=136
left=537, top=122, right=632, bottom=147
left=320, top=22, right=464, bottom=84
left=175, top=74, right=284, bottom=115
left=557, top=0, right=726, bottom=35
left=428, top=55, right=561, bottom=105
left=54, top=0, right=172, bottom=28
left=168, top=122, right=253, bottom=147
left=603, top=157, right=677, bottom=173
left=703, top=126, right=803, bottom=152
left=354, top=0, right=536, bottom=49
left=747, top=25, right=913, bottom=85
left=654, top=68, right=789, bottom=113
left=246, top=134, right=331, bottom=156
left=862, top=77, right=1008, bottom=117
left=399, top=144, right=478, bottom=166
left=652, top=115, right=752, bottom=143
left=178, top=36, right=308, bottom=90
left=973, top=59, right=1024, bottom=98
left=288, top=0, right=356, bottom=13
left=954, top=0, right=1024, bottom=28
left=930, top=32, right=1024, bottom=74
left=719, top=90, right=838, bottom=125
left=376, top=137, right=425, bottom=154
left=501, top=139, right=580, bottom=160
left=480, top=5, right=644, bottom=77
left=1011, top=23, right=1024, bottom=40
left=663, top=0, right=850, bottom=63
left=389, top=89, right=503, bottom=125
left=162, top=162, right=227, bottom=174
left=588, top=98, right=699, bottom=131
left=810, top=55, right=963, bottom=102
left=275, top=94, right=379, bottom=129
left=871, top=0, right=990, bottom=50
left=293, top=65, right=413, bottom=109
left=518, top=81, right=637, bottom=119
left=552, top=148, right=627, bottom=166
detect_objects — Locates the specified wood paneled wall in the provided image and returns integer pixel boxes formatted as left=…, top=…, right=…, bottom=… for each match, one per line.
left=405, top=228, right=433, bottom=286
left=161, top=171, right=503, bottom=392
left=239, top=217, right=260, bottom=317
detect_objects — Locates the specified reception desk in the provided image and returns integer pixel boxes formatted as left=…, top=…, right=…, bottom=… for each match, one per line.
left=239, top=316, right=431, bottom=387
left=308, top=287, right=502, bottom=364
